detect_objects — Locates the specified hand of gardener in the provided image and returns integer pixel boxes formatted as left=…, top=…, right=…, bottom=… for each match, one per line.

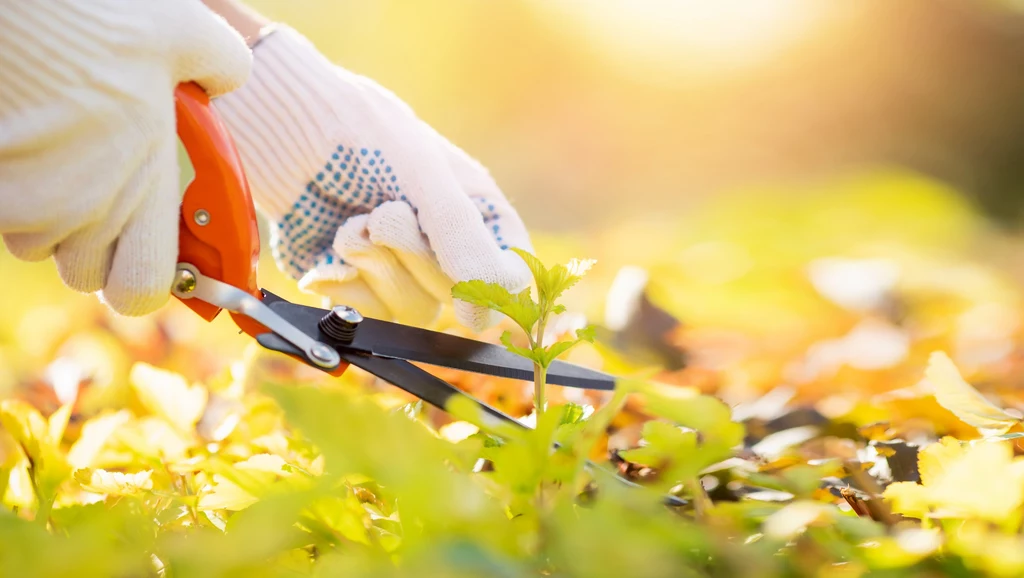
left=212, top=26, right=533, bottom=331
left=0, top=0, right=251, bottom=315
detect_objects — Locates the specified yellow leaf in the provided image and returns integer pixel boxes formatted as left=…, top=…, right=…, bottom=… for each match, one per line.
left=67, top=410, right=131, bottom=469
left=925, top=351, right=1018, bottom=435
left=235, top=453, right=290, bottom=474
left=927, top=441, right=1024, bottom=524
left=74, top=468, right=153, bottom=496
left=885, top=439, right=1024, bottom=524
left=114, top=417, right=192, bottom=463
left=0, top=399, right=51, bottom=456
left=129, top=362, right=208, bottom=433
left=917, top=436, right=965, bottom=487
left=47, top=404, right=72, bottom=445
left=198, top=475, right=258, bottom=511
left=4, top=462, right=33, bottom=509
left=883, top=482, right=931, bottom=519
left=0, top=399, right=69, bottom=495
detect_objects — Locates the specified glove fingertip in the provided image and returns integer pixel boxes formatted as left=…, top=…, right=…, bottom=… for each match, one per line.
left=99, top=278, right=172, bottom=317
left=453, top=300, right=502, bottom=333
left=3, top=233, right=58, bottom=262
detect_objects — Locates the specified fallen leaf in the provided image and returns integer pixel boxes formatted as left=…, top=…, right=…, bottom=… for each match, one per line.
left=924, top=351, right=1018, bottom=436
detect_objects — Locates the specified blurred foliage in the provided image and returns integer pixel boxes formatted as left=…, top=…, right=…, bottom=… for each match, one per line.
left=7, top=170, right=1024, bottom=575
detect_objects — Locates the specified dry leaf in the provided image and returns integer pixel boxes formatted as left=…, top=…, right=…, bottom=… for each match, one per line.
left=924, top=351, right=1018, bottom=436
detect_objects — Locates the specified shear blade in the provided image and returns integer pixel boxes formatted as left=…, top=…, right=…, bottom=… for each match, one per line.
left=351, top=318, right=616, bottom=391
left=257, top=293, right=616, bottom=391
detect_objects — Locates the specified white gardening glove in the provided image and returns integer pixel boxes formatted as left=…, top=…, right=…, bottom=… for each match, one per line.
left=0, top=0, right=251, bottom=315
left=213, top=25, right=532, bottom=331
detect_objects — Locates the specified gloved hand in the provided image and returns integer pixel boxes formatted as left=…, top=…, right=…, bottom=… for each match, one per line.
left=213, top=25, right=532, bottom=331
left=0, top=0, right=251, bottom=315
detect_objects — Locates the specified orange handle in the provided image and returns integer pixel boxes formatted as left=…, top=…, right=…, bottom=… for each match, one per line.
left=174, top=81, right=271, bottom=342
left=174, top=82, right=261, bottom=317
left=173, top=83, right=348, bottom=376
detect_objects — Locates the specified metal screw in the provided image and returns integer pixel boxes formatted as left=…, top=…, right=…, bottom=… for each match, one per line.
left=173, top=268, right=197, bottom=294
left=318, top=305, right=363, bottom=343
left=332, top=305, right=363, bottom=325
left=309, top=343, right=340, bottom=368
left=194, top=209, right=211, bottom=226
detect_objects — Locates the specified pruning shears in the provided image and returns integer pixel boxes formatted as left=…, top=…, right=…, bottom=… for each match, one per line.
left=172, top=83, right=683, bottom=505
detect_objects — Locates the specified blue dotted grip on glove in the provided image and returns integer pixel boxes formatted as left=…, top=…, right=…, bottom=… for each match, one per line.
left=271, top=145, right=510, bottom=281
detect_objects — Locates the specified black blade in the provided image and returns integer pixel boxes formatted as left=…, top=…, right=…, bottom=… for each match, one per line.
left=339, top=351, right=519, bottom=430
left=351, top=318, right=616, bottom=391
left=258, top=292, right=616, bottom=391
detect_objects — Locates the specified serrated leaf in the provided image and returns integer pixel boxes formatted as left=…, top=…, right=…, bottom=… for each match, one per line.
left=540, top=341, right=577, bottom=367
left=558, top=403, right=588, bottom=426
left=534, top=327, right=596, bottom=368
left=917, top=436, right=965, bottom=487
left=452, top=281, right=541, bottom=334
left=510, top=247, right=548, bottom=286
left=925, top=351, right=1019, bottom=435
left=451, top=279, right=515, bottom=309
left=510, top=248, right=595, bottom=305
left=500, top=331, right=539, bottom=364
left=540, top=264, right=583, bottom=304
left=575, top=326, right=596, bottom=343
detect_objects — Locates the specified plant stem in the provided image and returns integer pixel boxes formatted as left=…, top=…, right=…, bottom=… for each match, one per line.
left=35, top=493, right=55, bottom=529
left=533, top=313, right=549, bottom=419
left=689, top=477, right=713, bottom=521
left=534, top=365, right=548, bottom=419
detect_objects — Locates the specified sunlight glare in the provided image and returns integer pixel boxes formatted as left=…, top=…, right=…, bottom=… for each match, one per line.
left=530, top=0, right=825, bottom=79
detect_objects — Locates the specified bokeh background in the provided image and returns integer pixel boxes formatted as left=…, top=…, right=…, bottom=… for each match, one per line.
left=238, top=0, right=1024, bottom=229
left=6, top=0, right=1024, bottom=410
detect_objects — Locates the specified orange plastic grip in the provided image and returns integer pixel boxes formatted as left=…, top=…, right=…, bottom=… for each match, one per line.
left=173, top=83, right=349, bottom=377
left=173, top=82, right=262, bottom=322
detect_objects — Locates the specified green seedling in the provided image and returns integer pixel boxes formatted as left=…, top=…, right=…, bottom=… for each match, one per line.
left=452, top=249, right=596, bottom=418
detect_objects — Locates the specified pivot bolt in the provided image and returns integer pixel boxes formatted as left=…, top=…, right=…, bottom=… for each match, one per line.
left=172, top=268, right=197, bottom=295
left=318, top=305, right=363, bottom=343
left=309, top=343, right=340, bottom=368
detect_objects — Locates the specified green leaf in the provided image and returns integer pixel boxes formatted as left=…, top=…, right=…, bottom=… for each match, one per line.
left=451, top=279, right=514, bottom=309
left=510, top=248, right=595, bottom=305
left=559, top=403, right=589, bottom=426
left=452, top=280, right=541, bottom=335
left=619, top=422, right=699, bottom=470
left=500, top=331, right=541, bottom=365
left=626, top=381, right=744, bottom=447
left=510, top=247, right=548, bottom=286
left=575, top=325, right=596, bottom=343
left=538, top=340, right=580, bottom=368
